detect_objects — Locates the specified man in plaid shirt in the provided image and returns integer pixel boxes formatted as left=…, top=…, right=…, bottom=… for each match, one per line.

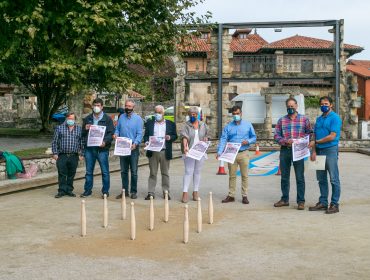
left=52, top=112, right=84, bottom=198
left=274, top=97, right=312, bottom=210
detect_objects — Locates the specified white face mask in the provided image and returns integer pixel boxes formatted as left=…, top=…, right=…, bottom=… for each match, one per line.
left=93, top=106, right=101, bottom=114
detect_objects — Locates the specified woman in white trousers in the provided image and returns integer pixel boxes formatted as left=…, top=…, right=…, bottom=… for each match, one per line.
left=180, top=107, right=209, bottom=203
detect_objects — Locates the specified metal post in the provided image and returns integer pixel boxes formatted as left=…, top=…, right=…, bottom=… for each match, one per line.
left=217, top=24, right=223, bottom=138
left=335, top=20, right=341, bottom=114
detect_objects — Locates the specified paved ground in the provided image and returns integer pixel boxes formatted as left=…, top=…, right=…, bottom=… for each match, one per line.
left=0, top=137, right=52, bottom=152
left=0, top=152, right=370, bottom=280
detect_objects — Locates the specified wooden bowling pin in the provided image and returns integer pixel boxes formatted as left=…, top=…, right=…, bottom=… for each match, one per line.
left=121, top=192, right=126, bottom=220
left=197, top=198, right=202, bottom=233
left=208, top=192, right=214, bottom=224
left=81, top=200, right=86, bottom=237
left=183, top=204, right=189, bottom=244
left=103, top=194, right=108, bottom=228
left=149, top=196, right=154, bottom=231
left=164, top=190, right=169, bottom=223
left=130, top=202, right=136, bottom=240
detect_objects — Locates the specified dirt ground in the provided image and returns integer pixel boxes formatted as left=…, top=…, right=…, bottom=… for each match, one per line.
left=0, top=152, right=370, bottom=280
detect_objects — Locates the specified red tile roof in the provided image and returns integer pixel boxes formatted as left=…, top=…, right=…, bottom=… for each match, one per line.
left=127, top=90, right=145, bottom=99
left=346, top=63, right=370, bottom=78
left=230, top=34, right=268, bottom=53
left=178, top=34, right=363, bottom=55
left=177, top=35, right=211, bottom=52
left=262, top=35, right=363, bottom=52
left=348, top=59, right=370, bottom=68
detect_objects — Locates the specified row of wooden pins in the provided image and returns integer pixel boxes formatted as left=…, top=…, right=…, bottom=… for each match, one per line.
left=80, top=191, right=214, bottom=243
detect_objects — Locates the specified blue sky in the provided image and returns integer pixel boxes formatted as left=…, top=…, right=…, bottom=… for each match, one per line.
left=191, top=0, right=369, bottom=59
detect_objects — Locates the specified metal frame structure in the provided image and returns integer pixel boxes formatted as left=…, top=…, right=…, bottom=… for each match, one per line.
left=184, top=20, right=342, bottom=137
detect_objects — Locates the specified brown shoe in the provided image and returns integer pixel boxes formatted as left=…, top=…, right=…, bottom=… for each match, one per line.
left=192, top=191, right=199, bottom=201
left=242, top=196, right=249, bottom=204
left=274, top=200, right=289, bottom=207
left=297, top=202, right=305, bottom=210
left=222, top=196, right=235, bottom=203
left=181, top=192, right=188, bottom=203
left=308, top=202, right=327, bottom=211
left=325, top=203, right=339, bottom=214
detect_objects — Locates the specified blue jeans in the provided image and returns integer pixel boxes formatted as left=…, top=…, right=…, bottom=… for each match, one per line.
left=279, top=147, right=305, bottom=203
left=120, top=148, right=139, bottom=194
left=83, top=148, right=110, bottom=194
left=316, top=145, right=341, bottom=206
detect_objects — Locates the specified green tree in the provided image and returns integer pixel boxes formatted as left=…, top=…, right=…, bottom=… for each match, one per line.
left=0, top=0, right=210, bottom=132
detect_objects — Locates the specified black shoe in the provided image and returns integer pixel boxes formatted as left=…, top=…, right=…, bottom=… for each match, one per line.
left=102, top=193, right=109, bottom=199
left=80, top=191, right=92, bottom=198
left=55, top=192, right=64, bottom=198
left=116, top=190, right=129, bottom=199
left=66, top=192, right=76, bottom=197
left=130, top=193, right=138, bottom=199
left=145, top=194, right=154, bottom=200
left=163, top=192, right=171, bottom=200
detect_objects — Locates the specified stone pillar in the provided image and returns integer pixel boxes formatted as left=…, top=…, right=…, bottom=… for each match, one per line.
left=275, top=51, right=284, bottom=74
left=264, top=95, right=272, bottom=138
left=171, top=55, right=186, bottom=123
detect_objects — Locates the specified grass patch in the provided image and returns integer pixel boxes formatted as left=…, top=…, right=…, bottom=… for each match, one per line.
left=13, top=147, right=49, bottom=158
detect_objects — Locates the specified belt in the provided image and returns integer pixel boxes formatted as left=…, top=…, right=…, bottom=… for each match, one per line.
left=280, top=146, right=292, bottom=150
left=59, top=153, right=78, bottom=156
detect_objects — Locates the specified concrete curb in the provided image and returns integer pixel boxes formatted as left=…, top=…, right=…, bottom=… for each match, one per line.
left=0, top=152, right=183, bottom=195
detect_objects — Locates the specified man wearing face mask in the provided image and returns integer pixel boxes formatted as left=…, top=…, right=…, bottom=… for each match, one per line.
left=217, top=105, right=256, bottom=204
left=309, top=96, right=342, bottom=214
left=143, top=105, right=177, bottom=200
left=274, top=97, right=312, bottom=210
left=80, top=98, right=115, bottom=198
left=114, top=99, right=143, bottom=199
left=52, top=113, right=84, bottom=198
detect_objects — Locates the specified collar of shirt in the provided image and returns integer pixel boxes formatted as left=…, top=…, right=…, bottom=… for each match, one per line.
left=93, top=112, right=104, bottom=122
left=154, top=120, right=166, bottom=137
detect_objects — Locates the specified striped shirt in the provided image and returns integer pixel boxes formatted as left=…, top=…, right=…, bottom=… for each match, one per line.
left=52, top=123, right=83, bottom=155
left=274, top=113, right=312, bottom=146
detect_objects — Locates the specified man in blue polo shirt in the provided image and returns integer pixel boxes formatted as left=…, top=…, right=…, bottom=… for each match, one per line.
left=114, top=99, right=143, bottom=199
left=309, top=96, right=342, bottom=214
left=217, top=105, right=257, bottom=204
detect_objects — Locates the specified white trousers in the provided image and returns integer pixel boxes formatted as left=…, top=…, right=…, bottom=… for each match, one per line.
left=182, top=156, right=205, bottom=192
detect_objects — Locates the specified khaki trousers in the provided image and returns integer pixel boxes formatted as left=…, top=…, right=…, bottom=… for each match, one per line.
left=227, top=150, right=250, bottom=197
left=148, top=150, right=170, bottom=195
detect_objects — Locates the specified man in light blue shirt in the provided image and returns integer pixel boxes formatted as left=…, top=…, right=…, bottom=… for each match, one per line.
left=114, top=99, right=143, bottom=199
left=217, top=105, right=257, bottom=204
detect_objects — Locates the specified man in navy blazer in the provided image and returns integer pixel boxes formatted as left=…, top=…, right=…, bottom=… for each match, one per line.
left=144, top=105, right=177, bottom=200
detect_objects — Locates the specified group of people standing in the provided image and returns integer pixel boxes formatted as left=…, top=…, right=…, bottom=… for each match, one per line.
left=51, top=95, right=341, bottom=214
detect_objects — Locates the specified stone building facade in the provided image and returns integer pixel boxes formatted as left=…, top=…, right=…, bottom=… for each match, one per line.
left=176, top=25, right=363, bottom=139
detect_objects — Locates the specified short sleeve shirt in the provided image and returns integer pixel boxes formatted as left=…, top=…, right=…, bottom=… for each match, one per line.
left=315, top=111, right=341, bottom=148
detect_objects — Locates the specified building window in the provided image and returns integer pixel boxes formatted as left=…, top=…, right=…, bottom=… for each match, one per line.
left=301, top=60, right=313, bottom=73
left=239, top=33, right=248, bottom=39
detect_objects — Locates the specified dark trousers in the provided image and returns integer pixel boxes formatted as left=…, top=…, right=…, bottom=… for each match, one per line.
left=120, top=148, right=139, bottom=194
left=56, top=154, right=79, bottom=194
left=280, top=147, right=305, bottom=203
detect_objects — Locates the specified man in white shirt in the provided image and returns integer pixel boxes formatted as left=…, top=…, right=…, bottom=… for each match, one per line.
left=143, top=105, right=177, bottom=200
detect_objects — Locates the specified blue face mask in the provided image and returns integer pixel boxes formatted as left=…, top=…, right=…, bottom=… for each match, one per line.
left=155, top=113, right=162, bottom=122
left=233, top=115, right=241, bottom=122
left=287, top=108, right=295, bottom=115
left=66, top=120, right=75, bottom=126
left=189, top=116, right=196, bottom=123
left=320, top=105, right=330, bottom=113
